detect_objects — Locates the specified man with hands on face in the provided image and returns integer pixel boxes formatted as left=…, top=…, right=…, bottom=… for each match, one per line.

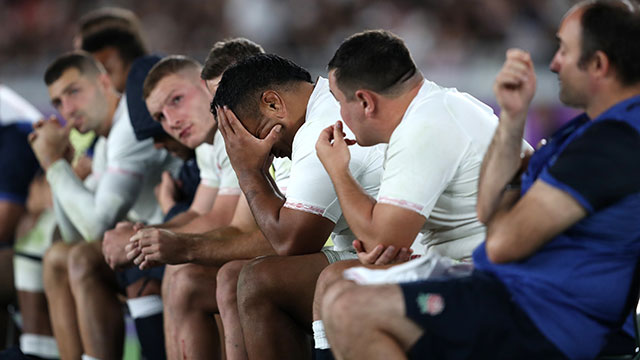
left=322, top=2, right=640, bottom=359
left=210, top=53, right=384, bottom=360
left=310, top=29, right=511, bottom=358
left=31, top=51, right=178, bottom=360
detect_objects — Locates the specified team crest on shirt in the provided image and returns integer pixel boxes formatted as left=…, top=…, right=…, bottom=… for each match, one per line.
left=417, top=293, right=444, bottom=316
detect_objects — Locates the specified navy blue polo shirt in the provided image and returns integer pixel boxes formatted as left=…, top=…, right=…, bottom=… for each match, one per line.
left=474, top=95, right=640, bottom=360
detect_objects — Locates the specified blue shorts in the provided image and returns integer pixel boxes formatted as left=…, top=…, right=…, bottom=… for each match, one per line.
left=116, top=265, right=165, bottom=293
left=400, top=270, right=567, bottom=360
left=0, top=123, right=40, bottom=206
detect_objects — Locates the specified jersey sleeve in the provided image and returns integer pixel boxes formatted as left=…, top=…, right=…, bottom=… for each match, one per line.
left=540, top=120, right=640, bottom=213
left=214, top=133, right=240, bottom=196
left=376, top=103, right=469, bottom=218
left=195, top=144, right=220, bottom=189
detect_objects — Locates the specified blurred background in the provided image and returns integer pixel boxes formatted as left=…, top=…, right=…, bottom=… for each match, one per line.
left=1, top=0, right=593, bottom=144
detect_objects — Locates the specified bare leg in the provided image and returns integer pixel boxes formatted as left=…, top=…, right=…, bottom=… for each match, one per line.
left=0, top=247, right=15, bottom=347
left=163, top=263, right=222, bottom=360
left=323, top=281, right=423, bottom=360
left=311, top=260, right=359, bottom=322
left=237, top=253, right=329, bottom=360
left=216, top=259, right=251, bottom=360
left=43, top=242, right=82, bottom=360
left=67, top=241, right=123, bottom=360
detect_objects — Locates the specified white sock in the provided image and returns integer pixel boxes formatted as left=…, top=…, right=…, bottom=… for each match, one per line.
left=20, top=334, right=59, bottom=359
left=82, top=355, right=100, bottom=360
left=313, top=320, right=330, bottom=349
left=127, top=295, right=163, bottom=319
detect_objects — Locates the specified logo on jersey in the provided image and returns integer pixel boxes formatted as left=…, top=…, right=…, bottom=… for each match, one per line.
left=417, top=293, right=444, bottom=316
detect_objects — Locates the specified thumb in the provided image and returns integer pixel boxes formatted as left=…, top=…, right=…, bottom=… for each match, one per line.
left=63, top=117, right=74, bottom=134
left=333, top=121, right=345, bottom=142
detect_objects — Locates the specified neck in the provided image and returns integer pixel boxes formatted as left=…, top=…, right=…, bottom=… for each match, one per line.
left=379, top=74, right=424, bottom=142
left=286, top=82, right=315, bottom=147
left=585, top=83, right=640, bottom=119
left=99, top=91, right=121, bottom=138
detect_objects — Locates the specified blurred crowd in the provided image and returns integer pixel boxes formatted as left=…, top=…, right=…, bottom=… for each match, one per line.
left=0, top=0, right=583, bottom=143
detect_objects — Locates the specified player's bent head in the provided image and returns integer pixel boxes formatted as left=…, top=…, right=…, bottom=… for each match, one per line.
left=143, top=55, right=203, bottom=101
left=328, top=29, right=417, bottom=100
left=575, top=0, right=640, bottom=86
left=211, top=53, right=312, bottom=129
left=44, top=51, right=104, bottom=86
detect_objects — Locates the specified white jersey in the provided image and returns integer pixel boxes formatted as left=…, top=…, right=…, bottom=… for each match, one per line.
left=48, top=96, right=182, bottom=242
left=283, top=77, right=384, bottom=251
left=0, top=85, right=42, bottom=126
left=194, top=129, right=240, bottom=195
left=377, top=80, right=498, bottom=260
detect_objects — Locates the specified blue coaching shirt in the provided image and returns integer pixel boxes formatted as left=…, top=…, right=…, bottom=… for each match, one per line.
left=474, top=95, right=640, bottom=360
left=0, top=85, right=41, bottom=205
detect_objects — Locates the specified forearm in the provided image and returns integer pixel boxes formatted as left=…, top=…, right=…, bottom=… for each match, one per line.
left=330, top=169, right=379, bottom=245
left=477, top=112, right=527, bottom=223
left=182, top=227, right=275, bottom=266
left=47, top=160, right=116, bottom=241
left=158, top=209, right=200, bottom=230
left=238, top=170, right=287, bottom=246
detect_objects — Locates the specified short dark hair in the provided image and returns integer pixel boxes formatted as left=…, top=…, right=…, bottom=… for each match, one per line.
left=201, top=38, right=265, bottom=80
left=78, top=7, right=141, bottom=38
left=328, top=30, right=417, bottom=100
left=81, top=25, right=148, bottom=67
left=211, top=53, right=312, bottom=121
left=44, top=51, right=103, bottom=86
left=578, top=0, right=640, bottom=86
left=143, top=55, right=202, bottom=99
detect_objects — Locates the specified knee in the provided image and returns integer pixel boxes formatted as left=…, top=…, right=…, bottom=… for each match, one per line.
left=67, top=242, right=104, bottom=285
left=236, top=258, right=278, bottom=308
left=216, top=261, right=244, bottom=310
left=316, top=262, right=350, bottom=300
left=164, top=264, right=206, bottom=313
left=322, top=280, right=359, bottom=328
left=42, top=242, right=70, bottom=287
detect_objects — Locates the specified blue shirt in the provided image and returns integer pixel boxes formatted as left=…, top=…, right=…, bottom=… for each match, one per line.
left=474, top=95, right=640, bottom=360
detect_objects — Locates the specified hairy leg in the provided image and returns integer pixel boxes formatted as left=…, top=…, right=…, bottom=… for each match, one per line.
left=237, top=253, right=329, bottom=360
left=216, top=259, right=251, bottom=360
left=311, top=260, right=359, bottom=322
left=323, top=281, right=423, bottom=360
left=67, top=241, right=123, bottom=359
left=43, top=241, right=82, bottom=359
left=163, top=263, right=222, bottom=360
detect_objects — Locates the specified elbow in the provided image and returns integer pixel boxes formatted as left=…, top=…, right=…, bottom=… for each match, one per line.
left=476, top=199, right=492, bottom=225
left=272, top=236, right=309, bottom=256
left=484, top=235, right=514, bottom=264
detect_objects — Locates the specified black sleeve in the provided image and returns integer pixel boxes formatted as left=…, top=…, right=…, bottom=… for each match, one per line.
left=547, top=120, right=640, bottom=211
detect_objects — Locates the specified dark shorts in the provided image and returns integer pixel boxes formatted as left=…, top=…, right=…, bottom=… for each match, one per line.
left=116, top=265, right=165, bottom=293
left=400, top=270, right=567, bottom=360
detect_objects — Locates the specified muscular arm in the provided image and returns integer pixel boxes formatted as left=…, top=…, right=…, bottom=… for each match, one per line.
left=239, top=170, right=334, bottom=256
left=484, top=180, right=586, bottom=263
left=323, top=169, right=424, bottom=251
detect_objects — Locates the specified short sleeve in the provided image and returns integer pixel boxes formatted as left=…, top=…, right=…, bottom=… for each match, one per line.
left=377, top=107, right=469, bottom=218
left=541, top=120, right=640, bottom=212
